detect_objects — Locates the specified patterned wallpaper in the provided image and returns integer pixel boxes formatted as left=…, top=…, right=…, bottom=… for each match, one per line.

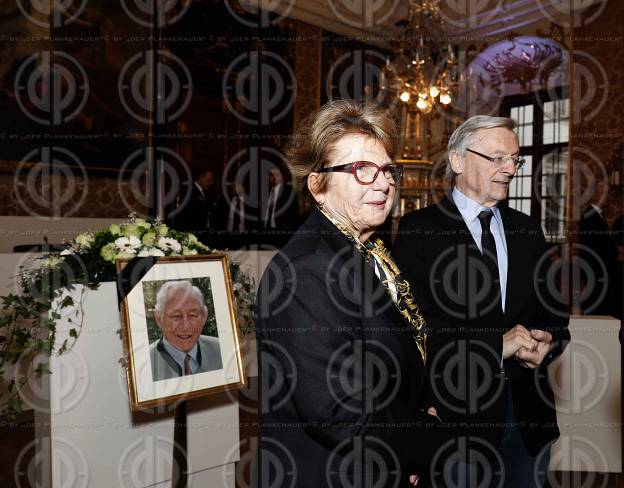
left=574, top=0, right=624, bottom=224
left=0, top=170, right=146, bottom=219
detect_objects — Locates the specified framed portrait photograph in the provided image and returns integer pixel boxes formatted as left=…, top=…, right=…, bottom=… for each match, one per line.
left=117, top=254, right=246, bottom=411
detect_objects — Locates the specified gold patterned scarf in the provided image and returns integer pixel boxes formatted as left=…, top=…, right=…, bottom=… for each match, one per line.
left=318, top=208, right=428, bottom=363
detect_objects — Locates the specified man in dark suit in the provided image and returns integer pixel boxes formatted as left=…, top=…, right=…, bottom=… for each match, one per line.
left=393, top=116, right=570, bottom=487
left=214, top=181, right=257, bottom=249
left=172, top=169, right=218, bottom=246
left=261, top=165, right=299, bottom=247
left=578, top=180, right=621, bottom=318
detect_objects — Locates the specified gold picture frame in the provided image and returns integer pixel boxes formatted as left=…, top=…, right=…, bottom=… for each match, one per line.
left=117, top=254, right=246, bottom=411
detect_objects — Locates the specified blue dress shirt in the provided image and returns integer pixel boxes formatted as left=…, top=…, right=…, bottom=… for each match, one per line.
left=452, top=187, right=508, bottom=312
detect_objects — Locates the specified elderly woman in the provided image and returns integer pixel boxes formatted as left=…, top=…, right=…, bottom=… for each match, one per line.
left=255, top=100, right=437, bottom=487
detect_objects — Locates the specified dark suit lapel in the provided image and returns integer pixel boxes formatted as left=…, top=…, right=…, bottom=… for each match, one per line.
left=499, top=206, right=522, bottom=321
left=312, top=209, right=401, bottom=330
left=196, top=340, right=203, bottom=368
left=584, top=207, right=604, bottom=225
left=436, top=196, right=506, bottom=321
left=156, top=339, right=183, bottom=375
left=195, top=184, right=205, bottom=202
left=363, top=253, right=401, bottom=326
left=439, top=196, right=480, bottom=249
left=314, top=209, right=379, bottom=317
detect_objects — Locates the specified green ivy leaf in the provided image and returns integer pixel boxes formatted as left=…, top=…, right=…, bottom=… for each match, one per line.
left=34, top=362, right=50, bottom=375
left=8, top=397, right=23, bottom=415
left=42, top=340, right=54, bottom=354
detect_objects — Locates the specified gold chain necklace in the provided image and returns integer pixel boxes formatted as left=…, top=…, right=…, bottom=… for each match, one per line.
left=318, top=207, right=428, bottom=363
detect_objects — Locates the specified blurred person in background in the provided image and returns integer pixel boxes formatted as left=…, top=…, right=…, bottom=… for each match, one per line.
left=172, top=169, right=219, bottom=246
left=260, top=164, right=299, bottom=248
left=578, top=180, right=622, bottom=319
left=215, top=180, right=256, bottom=249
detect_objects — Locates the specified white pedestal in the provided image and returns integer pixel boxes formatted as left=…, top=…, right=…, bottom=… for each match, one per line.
left=33, top=282, right=240, bottom=487
left=549, top=315, right=622, bottom=473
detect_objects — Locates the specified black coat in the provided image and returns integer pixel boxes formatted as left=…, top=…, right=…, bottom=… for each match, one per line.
left=260, top=183, right=300, bottom=247
left=393, top=196, right=570, bottom=457
left=171, top=184, right=218, bottom=246
left=213, top=195, right=258, bottom=250
left=578, top=206, right=622, bottom=318
left=255, top=208, right=439, bottom=487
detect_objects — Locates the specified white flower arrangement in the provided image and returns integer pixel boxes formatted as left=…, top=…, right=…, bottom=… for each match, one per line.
left=0, top=214, right=257, bottom=418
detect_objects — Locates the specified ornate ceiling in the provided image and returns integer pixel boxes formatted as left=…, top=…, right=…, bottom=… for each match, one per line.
left=236, top=0, right=605, bottom=43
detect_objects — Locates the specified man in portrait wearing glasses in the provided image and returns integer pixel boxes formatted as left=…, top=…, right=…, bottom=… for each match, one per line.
left=149, top=280, right=223, bottom=381
left=393, top=116, right=569, bottom=487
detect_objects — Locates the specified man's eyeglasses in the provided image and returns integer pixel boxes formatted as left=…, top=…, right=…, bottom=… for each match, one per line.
left=318, top=161, right=404, bottom=185
left=466, top=148, right=526, bottom=170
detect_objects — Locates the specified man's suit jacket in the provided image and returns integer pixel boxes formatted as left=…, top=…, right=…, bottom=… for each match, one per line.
left=214, top=195, right=258, bottom=250
left=578, top=206, right=621, bottom=317
left=261, top=183, right=300, bottom=247
left=171, top=184, right=218, bottom=246
left=256, top=208, right=439, bottom=488
left=393, top=196, right=570, bottom=456
left=149, top=335, right=223, bottom=382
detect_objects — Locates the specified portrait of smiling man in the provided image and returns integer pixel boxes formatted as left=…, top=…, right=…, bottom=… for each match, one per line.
left=149, top=280, right=223, bottom=382
left=393, top=115, right=570, bottom=487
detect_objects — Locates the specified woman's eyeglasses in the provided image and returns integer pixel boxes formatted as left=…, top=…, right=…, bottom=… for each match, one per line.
left=318, top=161, right=404, bottom=185
left=466, top=148, right=526, bottom=170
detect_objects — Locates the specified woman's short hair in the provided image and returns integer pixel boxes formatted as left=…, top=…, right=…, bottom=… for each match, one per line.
left=154, top=280, right=206, bottom=319
left=445, top=115, right=517, bottom=180
left=285, top=99, right=398, bottom=204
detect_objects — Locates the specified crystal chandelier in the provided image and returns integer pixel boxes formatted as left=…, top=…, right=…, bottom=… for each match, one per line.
left=384, top=0, right=458, bottom=114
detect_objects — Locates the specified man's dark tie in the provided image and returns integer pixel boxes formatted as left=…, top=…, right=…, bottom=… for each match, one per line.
left=477, top=210, right=497, bottom=260
left=183, top=354, right=192, bottom=375
left=477, top=210, right=501, bottom=307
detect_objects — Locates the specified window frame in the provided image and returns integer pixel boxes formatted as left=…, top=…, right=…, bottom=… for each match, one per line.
left=500, top=86, right=569, bottom=242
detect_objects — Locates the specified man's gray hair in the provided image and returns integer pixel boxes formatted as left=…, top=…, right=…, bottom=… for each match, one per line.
left=154, top=280, right=206, bottom=319
left=445, top=115, right=517, bottom=180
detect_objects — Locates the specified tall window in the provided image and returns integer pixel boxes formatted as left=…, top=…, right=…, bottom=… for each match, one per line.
left=503, top=92, right=569, bottom=242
